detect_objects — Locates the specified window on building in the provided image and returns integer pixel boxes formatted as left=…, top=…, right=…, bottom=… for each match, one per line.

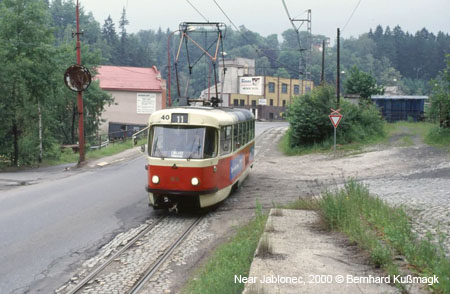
left=251, top=100, right=256, bottom=106
left=282, top=100, right=286, bottom=107
left=270, top=99, right=274, bottom=106
left=294, top=85, right=299, bottom=95
left=268, top=82, right=275, bottom=93
left=240, top=99, right=245, bottom=106
left=233, top=99, right=239, bottom=106
left=282, top=83, right=288, bottom=93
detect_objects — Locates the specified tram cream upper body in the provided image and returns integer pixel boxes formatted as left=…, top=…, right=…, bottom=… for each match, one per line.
left=148, top=107, right=245, bottom=128
left=145, top=106, right=255, bottom=209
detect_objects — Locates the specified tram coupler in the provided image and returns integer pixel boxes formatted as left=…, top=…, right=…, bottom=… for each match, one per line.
left=168, top=203, right=179, bottom=214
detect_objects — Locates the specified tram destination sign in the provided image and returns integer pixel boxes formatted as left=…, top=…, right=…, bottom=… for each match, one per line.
left=171, top=113, right=188, bottom=123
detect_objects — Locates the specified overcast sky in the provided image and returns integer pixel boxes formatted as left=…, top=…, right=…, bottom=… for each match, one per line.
left=81, top=0, right=450, bottom=40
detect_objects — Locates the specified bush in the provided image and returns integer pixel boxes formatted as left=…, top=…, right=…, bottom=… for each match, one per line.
left=425, top=125, right=450, bottom=147
left=285, top=84, right=384, bottom=148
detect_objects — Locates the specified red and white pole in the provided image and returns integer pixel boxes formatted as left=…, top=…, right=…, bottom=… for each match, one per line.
left=76, top=0, right=85, bottom=163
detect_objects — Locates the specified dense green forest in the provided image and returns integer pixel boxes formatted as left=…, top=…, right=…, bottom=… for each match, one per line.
left=0, top=0, right=449, bottom=166
left=46, top=2, right=450, bottom=97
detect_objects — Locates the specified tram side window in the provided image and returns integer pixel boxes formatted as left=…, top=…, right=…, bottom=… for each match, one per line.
left=243, top=122, right=248, bottom=145
left=252, top=120, right=255, bottom=139
left=220, top=126, right=232, bottom=155
left=241, top=123, right=246, bottom=146
left=233, top=124, right=239, bottom=150
left=238, top=123, right=243, bottom=148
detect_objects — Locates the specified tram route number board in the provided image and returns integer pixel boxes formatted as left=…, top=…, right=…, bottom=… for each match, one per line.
left=171, top=113, right=188, bottom=123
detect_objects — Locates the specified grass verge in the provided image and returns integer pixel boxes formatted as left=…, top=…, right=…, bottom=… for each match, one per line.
left=183, top=205, right=267, bottom=294
left=42, top=138, right=145, bottom=166
left=279, top=127, right=386, bottom=156
left=385, top=121, right=435, bottom=142
left=288, top=180, right=450, bottom=293
left=425, top=126, right=450, bottom=149
left=280, top=121, right=450, bottom=156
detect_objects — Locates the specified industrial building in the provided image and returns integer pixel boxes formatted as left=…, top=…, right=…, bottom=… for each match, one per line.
left=199, top=58, right=314, bottom=120
left=371, top=95, right=428, bottom=122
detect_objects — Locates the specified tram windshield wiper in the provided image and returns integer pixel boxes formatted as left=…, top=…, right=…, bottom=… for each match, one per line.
left=152, top=137, right=164, bottom=159
left=186, top=137, right=201, bottom=160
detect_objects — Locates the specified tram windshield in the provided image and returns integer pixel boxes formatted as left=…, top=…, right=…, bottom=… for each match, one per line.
left=150, top=126, right=217, bottom=159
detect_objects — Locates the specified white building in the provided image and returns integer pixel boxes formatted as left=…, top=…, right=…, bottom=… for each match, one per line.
left=96, top=65, right=166, bottom=136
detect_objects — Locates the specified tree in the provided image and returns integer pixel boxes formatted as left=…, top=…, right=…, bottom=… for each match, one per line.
left=117, top=7, right=130, bottom=65
left=274, top=68, right=290, bottom=78
left=0, top=0, right=113, bottom=165
left=0, top=0, right=56, bottom=165
left=102, top=15, right=118, bottom=45
left=286, top=84, right=384, bottom=147
left=429, top=55, right=450, bottom=128
left=344, top=66, right=384, bottom=100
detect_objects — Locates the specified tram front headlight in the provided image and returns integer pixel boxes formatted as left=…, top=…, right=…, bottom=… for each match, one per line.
left=191, top=177, right=199, bottom=186
left=152, top=175, right=160, bottom=184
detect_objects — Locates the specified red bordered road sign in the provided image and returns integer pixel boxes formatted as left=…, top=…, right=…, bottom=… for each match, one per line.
left=329, top=113, right=342, bottom=128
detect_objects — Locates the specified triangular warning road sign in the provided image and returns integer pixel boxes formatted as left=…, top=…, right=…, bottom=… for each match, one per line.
left=329, top=114, right=342, bottom=128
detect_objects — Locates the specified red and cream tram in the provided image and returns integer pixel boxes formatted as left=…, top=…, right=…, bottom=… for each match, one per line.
left=145, top=106, right=255, bottom=210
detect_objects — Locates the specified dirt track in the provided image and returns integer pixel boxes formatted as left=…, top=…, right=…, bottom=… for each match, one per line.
left=56, top=125, right=450, bottom=293
left=169, top=124, right=450, bottom=293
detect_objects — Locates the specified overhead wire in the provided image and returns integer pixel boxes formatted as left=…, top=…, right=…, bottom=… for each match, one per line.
left=281, top=0, right=302, bottom=51
left=342, top=0, right=363, bottom=33
left=185, top=0, right=209, bottom=22
left=212, top=0, right=302, bottom=75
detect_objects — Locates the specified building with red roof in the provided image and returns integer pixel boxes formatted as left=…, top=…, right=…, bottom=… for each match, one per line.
left=96, top=65, right=166, bottom=136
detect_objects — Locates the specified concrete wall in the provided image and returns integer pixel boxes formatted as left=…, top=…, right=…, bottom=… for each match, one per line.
left=100, top=90, right=165, bottom=133
left=219, top=58, right=256, bottom=94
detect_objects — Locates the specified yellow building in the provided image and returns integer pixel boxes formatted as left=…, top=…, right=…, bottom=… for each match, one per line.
left=230, top=76, right=313, bottom=120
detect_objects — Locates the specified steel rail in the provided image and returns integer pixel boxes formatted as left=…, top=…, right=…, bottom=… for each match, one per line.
left=66, top=215, right=167, bottom=294
left=129, top=216, right=204, bottom=294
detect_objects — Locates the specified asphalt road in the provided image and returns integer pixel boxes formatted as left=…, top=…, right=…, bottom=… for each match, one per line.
left=0, top=121, right=287, bottom=294
left=0, top=156, right=150, bottom=293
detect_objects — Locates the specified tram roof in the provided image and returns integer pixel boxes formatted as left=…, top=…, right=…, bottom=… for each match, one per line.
left=149, top=106, right=254, bottom=126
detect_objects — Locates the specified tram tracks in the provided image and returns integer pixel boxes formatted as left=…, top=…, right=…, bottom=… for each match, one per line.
left=62, top=215, right=204, bottom=294
left=58, top=126, right=285, bottom=293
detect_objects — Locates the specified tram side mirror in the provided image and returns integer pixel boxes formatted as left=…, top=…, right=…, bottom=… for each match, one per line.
left=133, top=136, right=138, bottom=146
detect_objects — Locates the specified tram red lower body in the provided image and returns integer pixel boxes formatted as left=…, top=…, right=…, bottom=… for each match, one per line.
left=147, top=143, right=254, bottom=194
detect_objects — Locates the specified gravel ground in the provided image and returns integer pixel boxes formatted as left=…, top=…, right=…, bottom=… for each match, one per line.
left=56, top=125, right=450, bottom=293
left=235, top=126, right=450, bottom=255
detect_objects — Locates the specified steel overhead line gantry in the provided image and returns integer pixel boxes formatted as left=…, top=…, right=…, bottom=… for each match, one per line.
left=171, top=22, right=227, bottom=107
left=281, top=1, right=312, bottom=95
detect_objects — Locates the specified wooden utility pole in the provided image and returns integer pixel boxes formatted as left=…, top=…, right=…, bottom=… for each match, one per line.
left=321, top=40, right=325, bottom=85
left=336, top=28, right=340, bottom=108
left=75, top=0, right=85, bottom=163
